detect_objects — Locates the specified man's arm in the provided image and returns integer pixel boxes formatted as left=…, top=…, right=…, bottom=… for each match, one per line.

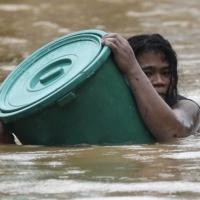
left=0, top=122, right=15, bottom=144
left=101, top=33, right=200, bottom=142
left=125, top=69, right=194, bottom=142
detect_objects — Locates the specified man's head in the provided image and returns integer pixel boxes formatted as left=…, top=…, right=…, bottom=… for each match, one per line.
left=128, top=34, right=178, bottom=106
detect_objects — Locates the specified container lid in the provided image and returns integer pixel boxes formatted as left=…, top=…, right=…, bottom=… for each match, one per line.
left=0, top=30, right=111, bottom=121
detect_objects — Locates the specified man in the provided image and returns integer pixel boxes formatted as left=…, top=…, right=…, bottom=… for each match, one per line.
left=101, top=33, right=200, bottom=142
left=1, top=33, right=200, bottom=144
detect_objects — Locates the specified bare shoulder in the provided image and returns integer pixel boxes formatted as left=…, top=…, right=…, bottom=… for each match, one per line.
left=172, top=99, right=200, bottom=134
left=172, top=99, right=200, bottom=116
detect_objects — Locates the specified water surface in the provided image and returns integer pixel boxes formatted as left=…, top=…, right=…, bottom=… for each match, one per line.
left=0, top=0, right=200, bottom=199
left=1, top=137, right=200, bottom=199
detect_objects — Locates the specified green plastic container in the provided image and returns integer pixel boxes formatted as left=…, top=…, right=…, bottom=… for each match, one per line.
left=0, top=30, right=155, bottom=145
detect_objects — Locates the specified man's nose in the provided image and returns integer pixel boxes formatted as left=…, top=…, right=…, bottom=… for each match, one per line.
left=152, top=74, right=165, bottom=86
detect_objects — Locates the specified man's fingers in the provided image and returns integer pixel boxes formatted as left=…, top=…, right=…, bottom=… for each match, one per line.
left=101, top=38, right=121, bottom=54
left=101, top=37, right=121, bottom=46
left=102, top=33, right=128, bottom=46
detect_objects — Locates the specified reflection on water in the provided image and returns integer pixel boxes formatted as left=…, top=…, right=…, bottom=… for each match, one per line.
left=1, top=0, right=200, bottom=199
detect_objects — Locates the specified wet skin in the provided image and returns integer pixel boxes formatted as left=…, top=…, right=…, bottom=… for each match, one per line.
left=101, top=33, right=200, bottom=142
left=1, top=33, right=200, bottom=144
left=137, top=52, right=171, bottom=102
left=137, top=52, right=200, bottom=136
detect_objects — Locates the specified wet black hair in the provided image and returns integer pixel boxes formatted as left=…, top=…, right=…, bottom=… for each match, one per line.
left=127, top=34, right=178, bottom=106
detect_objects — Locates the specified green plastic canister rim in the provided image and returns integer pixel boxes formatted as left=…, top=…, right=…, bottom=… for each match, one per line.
left=0, top=30, right=111, bottom=122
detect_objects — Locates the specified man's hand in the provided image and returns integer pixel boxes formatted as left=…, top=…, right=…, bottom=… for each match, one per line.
left=0, top=122, right=15, bottom=144
left=101, top=33, right=138, bottom=74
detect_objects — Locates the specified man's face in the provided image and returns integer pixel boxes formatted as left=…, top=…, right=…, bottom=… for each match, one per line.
left=136, top=51, right=171, bottom=102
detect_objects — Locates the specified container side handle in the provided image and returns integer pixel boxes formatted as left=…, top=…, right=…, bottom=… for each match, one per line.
left=57, top=92, right=76, bottom=107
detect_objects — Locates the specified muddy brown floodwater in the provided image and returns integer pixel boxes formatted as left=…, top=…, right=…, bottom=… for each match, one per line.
left=0, top=0, right=200, bottom=199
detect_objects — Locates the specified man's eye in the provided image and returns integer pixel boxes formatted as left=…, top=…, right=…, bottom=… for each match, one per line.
left=163, top=71, right=171, bottom=76
left=144, top=71, right=151, bottom=77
